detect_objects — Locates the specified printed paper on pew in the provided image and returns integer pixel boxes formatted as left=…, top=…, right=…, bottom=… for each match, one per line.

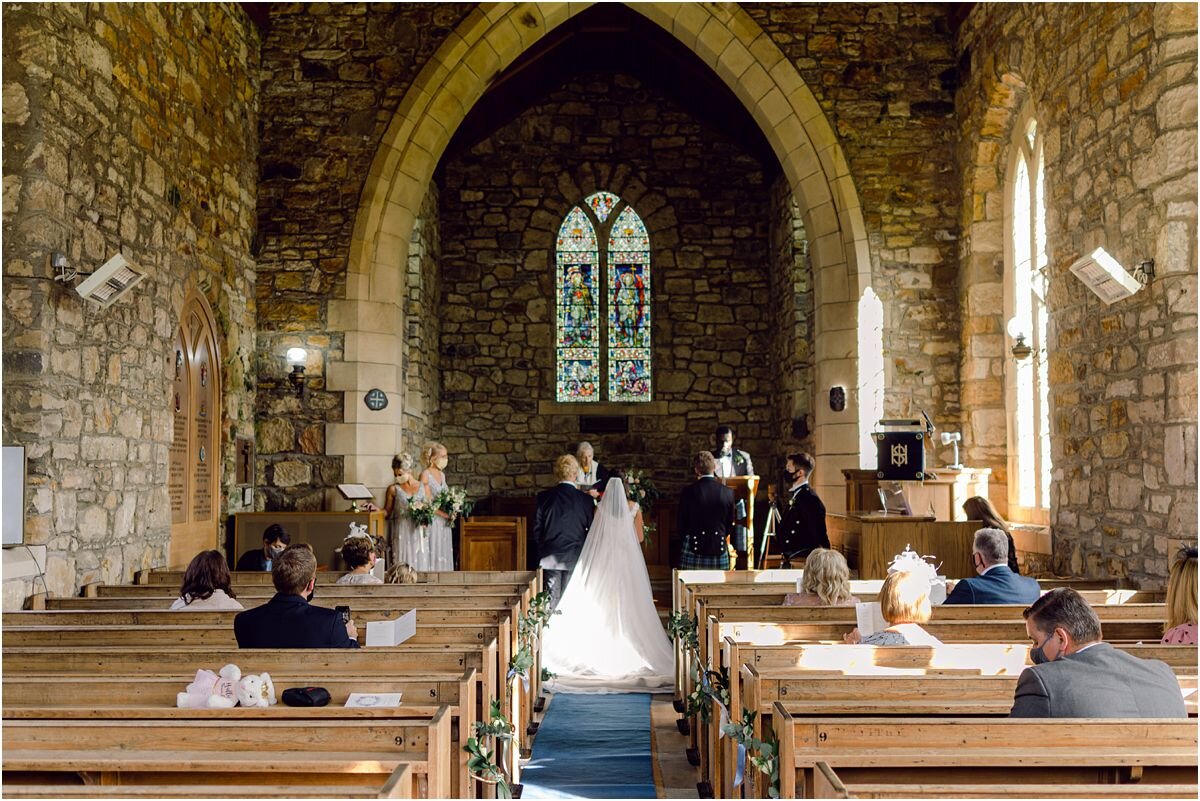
left=365, top=609, right=417, bottom=647
left=856, top=601, right=887, bottom=637
left=345, top=692, right=403, bottom=708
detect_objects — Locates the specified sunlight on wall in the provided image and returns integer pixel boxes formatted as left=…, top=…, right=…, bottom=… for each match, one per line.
left=857, top=288, right=886, bottom=469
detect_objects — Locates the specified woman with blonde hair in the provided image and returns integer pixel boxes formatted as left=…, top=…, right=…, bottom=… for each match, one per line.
left=418, top=441, right=454, bottom=571
left=384, top=452, right=428, bottom=570
left=962, top=495, right=1019, bottom=573
left=784, top=548, right=857, bottom=607
left=843, top=570, right=943, bottom=646
left=1162, top=546, right=1197, bottom=645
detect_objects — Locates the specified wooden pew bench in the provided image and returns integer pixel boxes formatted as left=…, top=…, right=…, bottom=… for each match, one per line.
left=3, top=671, right=477, bottom=799
left=725, top=668, right=1199, bottom=798
left=2, top=763, right=415, bottom=799
left=771, top=713, right=1198, bottom=799
left=136, top=568, right=540, bottom=587
left=812, top=762, right=1197, bottom=799
left=3, top=711, right=452, bottom=798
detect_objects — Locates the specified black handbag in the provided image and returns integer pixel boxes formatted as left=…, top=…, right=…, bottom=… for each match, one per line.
left=281, top=686, right=331, bottom=707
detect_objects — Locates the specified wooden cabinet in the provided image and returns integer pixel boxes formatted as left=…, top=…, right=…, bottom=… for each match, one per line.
left=460, top=516, right=526, bottom=572
left=828, top=513, right=979, bottom=580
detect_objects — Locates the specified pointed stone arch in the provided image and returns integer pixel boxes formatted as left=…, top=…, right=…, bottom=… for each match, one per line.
left=330, top=2, right=872, bottom=508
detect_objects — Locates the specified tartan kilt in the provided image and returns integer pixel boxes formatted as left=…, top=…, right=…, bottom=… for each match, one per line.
left=679, top=550, right=730, bottom=570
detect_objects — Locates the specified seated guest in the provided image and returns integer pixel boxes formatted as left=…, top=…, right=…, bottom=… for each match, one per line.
left=1162, top=546, right=1197, bottom=644
left=234, top=545, right=359, bottom=648
left=1011, top=588, right=1186, bottom=718
left=944, top=528, right=1041, bottom=605
left=843, top=570, right=942, bottom=646
left=784, top=548, right=858, bottom=607
left=575, top=441, right=611, bottom=496
left=962, top=495, right=1020, bottom=572
left=235, top=523, right=290, bottom=571
left=336, top=533, right=383, bottom=585
left=386, top=562, right=419, bottom=584
left=170, top=550, right=243, bottom=611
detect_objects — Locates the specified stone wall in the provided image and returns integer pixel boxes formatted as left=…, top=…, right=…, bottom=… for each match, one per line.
left=402, top=186, right=442, bottom=453
left=957, top=3, right=1198, bottom=586
left=436, top=70, right=781, bottom=496
left=2, top=3, right=259, bottom=606
left=254, top=3, right=471, bottom=508
left=746, top=3, right=963, bottom=455
left=767, top=174, right=816, bottom=464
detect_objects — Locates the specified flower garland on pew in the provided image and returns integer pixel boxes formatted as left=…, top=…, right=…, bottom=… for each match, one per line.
left=466, top=698, right=514, bottom=798
left=723, top=709, right=782, bottom=799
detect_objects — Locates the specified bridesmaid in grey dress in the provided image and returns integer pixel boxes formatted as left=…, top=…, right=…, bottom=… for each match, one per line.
left=383, top=453, right=426, bottom=571
left=419, top=441, right=455, bottom=572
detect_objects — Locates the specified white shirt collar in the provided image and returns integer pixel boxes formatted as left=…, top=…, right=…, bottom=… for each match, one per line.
left=700, top=473, right=716, bottom=479
left=980, top=562, right=1005, bottom=575
left=558, top=480, right=577, bottom=487
left=1073, top=641, right=1102, bottom=654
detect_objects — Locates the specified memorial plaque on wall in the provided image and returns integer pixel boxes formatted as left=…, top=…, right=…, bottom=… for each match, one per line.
left=169, top=342, right=190, bottom=524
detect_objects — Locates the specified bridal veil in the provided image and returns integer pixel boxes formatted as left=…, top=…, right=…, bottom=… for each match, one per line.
left=541, top=477, right=674, bottom=693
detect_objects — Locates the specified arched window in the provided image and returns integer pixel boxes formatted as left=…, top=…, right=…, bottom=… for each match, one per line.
left=1005, top=116, right=1052, bottom=515
left=555, top=192, right=652, bottom=402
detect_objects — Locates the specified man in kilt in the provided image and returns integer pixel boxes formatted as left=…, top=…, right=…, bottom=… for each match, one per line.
left=677, top=451, right=737, bottom=570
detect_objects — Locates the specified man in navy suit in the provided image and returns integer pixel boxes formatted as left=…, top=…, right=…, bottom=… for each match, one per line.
left=533, top=454, right=596, bottom=608
left=945, top=528, right=1042, bottom=605
left=235, top=545, right=359, bottom=648
left=678, top=451, right=737, bottom=569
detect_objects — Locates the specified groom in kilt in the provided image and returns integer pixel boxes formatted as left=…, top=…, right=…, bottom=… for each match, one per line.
left=677, top=451, right=737, bottom=569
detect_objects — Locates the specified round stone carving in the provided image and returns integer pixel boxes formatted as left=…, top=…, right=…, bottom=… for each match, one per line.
left=364, top=388, right=388, bottom=411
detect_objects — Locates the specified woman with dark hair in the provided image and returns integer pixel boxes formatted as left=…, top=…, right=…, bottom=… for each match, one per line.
left=336, top=534, right=383, bottom=585
left=170, top=550, right=243, bottom=610
left=962, top=495, right=1020, bottom=573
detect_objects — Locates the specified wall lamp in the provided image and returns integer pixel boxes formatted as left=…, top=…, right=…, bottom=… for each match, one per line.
left=1006, top=318, right=1033, bottom=361
left=285, top=347, right=307, bottom=396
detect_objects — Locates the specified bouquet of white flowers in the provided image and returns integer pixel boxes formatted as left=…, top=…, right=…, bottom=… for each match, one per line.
left=407, top=497, right=436, bottom=528
left=433, top=485, right=473, bottom=524
left=622, top=469, right=661, bottom=512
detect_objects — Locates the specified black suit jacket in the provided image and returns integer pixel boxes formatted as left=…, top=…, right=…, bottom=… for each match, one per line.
left=678, top=476, right=736, bottom=557
left=778, top=483, right=828, bottom=557
left=234, top=593, right=359, bottom=648
left=235, top=549, right=269, bottom=571
left=532, top=482, right=595, bottom=571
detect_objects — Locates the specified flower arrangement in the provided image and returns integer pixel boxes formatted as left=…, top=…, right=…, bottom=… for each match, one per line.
left=622, top=469, right=661, bottom=513
left=433, top=485, right=474, bottom=524
left=406, top=497, right=436, bottom=528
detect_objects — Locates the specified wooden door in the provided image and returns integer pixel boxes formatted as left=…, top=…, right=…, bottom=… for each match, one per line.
left=168, top=294, right=221, bottom=567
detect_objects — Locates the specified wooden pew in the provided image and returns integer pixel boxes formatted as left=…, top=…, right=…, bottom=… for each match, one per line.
left=3, top=711, right=452, bottom=798
left=3, top=763, right=415, bottom=799
left=704, top=640, right=1197, bottom=797
left=3, top=672, right=477, bottom=799
left=135, top=569, right=540, bottom=587
left=727, top=667, right=1199, bottom=798
left=772, top=712, right=1198, bottom=799
left=813, top=762, right=1197, bottom=799
left=23, top=589, right=540, bottom=751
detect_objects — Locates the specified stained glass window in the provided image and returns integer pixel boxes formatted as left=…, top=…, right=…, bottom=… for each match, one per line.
left=556, top=207, right=600, bottom=402
left=607, top=206, right=652, bottom=401
left=555, top=193, right=652, bottom=402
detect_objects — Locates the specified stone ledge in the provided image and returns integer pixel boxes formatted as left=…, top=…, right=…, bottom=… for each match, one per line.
left=536, top=400, right=671, bottom=416
left=2, top=544, right=47, bottom=582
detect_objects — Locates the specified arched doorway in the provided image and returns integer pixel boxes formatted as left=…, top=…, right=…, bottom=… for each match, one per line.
left=168, top=292, right=222, bottom=567
left=330, top=2, right=874, bottom=509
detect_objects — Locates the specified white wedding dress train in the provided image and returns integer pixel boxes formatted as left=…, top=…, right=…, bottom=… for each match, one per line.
left=541, top=477, right=674, bottom=693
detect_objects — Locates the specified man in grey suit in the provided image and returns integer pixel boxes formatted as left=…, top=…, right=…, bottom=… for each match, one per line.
left=944, top=528, right=1042, bottom=605
left=1010, top=588, right=1186, bottom=718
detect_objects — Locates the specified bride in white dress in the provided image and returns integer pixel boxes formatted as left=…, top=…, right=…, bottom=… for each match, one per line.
left=541, top=477, right=674, bottom=693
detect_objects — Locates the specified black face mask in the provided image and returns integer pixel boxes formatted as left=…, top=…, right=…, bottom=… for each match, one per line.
left=306, top=584, right=316, bottom=602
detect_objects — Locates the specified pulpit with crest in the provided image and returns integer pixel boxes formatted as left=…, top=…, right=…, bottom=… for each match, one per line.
left=718, top=474, right=759, bottom=569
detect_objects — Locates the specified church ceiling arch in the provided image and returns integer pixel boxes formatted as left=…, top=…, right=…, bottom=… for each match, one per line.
left=333, top=2, right=873, bottom=498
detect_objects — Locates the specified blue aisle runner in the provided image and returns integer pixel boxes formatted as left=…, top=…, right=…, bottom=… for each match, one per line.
left=521, top=692, right=657, bottom=799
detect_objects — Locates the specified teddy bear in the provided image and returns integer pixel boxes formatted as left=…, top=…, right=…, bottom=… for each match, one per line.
left=176, top=664, right=277, bottom=709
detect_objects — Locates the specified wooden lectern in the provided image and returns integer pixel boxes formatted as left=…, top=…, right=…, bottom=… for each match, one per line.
left=718, top=475, right=759, bottom=570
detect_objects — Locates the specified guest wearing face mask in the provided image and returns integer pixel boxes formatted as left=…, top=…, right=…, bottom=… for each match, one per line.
left=776, top=452, right=828, bottom=568
left=1010, top=588, right=1186, bottom=718
left=943, top=528, right=1041, bottom=605
left=235, top=524, right=291, bottom=572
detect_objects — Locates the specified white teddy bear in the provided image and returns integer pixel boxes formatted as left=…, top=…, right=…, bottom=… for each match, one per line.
left=176, top=664, right=277, bottom=709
